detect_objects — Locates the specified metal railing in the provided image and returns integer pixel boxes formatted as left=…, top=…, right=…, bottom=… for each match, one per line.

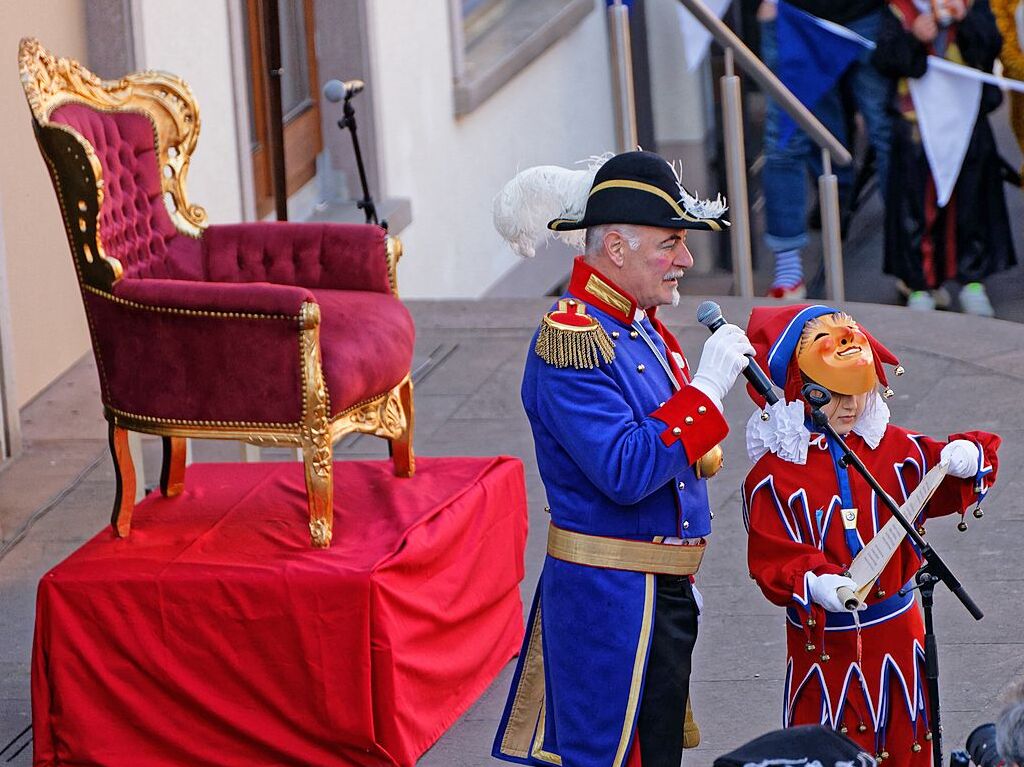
left=607, top=0, right=852, bottom=300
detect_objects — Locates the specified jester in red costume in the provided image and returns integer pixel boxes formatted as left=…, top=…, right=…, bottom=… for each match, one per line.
left=741, top=304, right=999, bottom=764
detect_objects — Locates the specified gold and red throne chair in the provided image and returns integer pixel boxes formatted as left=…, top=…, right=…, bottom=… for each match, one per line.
left=20, top=39, right=528, bottom=767
left=19, top=36, right=415, bottom=549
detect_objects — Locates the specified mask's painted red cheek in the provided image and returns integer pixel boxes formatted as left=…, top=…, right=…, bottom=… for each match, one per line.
left=819, top=339, right=836, bottom=354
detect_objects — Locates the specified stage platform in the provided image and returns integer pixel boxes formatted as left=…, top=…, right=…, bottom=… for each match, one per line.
left=30, top=456, right=527, bottom=767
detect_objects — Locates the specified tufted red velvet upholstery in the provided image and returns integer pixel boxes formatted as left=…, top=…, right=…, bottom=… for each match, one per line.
left=49, top=104, right=203, bottom=281
left=48, top=101, right=413, bottom=423
left=311, top=289, right=415, bottom=416
left=203, top=222, right=392, bottom=292
left=86, top=286, right=307, bottom=424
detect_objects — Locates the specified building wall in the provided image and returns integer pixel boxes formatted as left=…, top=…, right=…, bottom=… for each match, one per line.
left=0, top=2, right=90, bottom=407
left=366, top=1, right=617, bottom=298
left=133, top=0, right=248, bottom=226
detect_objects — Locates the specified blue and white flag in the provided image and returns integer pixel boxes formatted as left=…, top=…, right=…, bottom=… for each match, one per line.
left=675, top=0, right=732, bottom=71
left=774, top=1, right=872, bottom=147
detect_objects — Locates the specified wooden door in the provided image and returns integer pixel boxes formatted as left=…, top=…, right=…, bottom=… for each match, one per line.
left=246, top=0, right=323, bottom=218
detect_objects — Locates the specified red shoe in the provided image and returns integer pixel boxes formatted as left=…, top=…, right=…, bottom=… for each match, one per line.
left=766, top=281, right=806, bottom=300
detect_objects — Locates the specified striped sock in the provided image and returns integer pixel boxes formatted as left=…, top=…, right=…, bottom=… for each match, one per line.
left=772, top=248, right=803, bottom=290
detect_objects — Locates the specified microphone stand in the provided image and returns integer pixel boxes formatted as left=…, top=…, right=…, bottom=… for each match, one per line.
left=336, top=93, right=384, bottom=229
left=801, top=384, right=983, bottom=767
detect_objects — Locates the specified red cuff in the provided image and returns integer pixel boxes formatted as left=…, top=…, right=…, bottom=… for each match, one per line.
left=652, top=385, right=729, bottom=459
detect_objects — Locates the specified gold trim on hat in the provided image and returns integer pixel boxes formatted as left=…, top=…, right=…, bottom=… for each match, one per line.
left=588, top=180, right=724, bottom=231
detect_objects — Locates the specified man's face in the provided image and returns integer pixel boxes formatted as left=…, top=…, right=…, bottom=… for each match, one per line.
left=613, top=226, right=694, bottom=309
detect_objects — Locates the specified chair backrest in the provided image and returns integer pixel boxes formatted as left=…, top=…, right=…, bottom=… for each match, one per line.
left=18, top=38, right=206, bottom=289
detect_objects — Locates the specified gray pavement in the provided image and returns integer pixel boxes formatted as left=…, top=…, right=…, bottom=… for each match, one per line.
left=1, top=297, right=1022, bottom=765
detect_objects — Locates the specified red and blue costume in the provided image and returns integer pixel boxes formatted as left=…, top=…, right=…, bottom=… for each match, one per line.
left=742, top=305, right=999, bottom=764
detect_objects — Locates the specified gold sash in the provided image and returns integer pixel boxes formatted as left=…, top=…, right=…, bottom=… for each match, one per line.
left=547, top=524, right=705, bottom=576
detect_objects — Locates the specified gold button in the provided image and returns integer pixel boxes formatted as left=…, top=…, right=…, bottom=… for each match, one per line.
left=611, top=331, right=620, bottom=339
left=858, top=724, right=868, bottom=733
left=630, top=330, right=639, bottom=339
left=840, top=726, right=848, bottom=735
left=567, top=299, right=576, bottom=306
left=678, top=481, right=685, bottom=490
left=876, top=589, right=886, bottom=599
left=820, top=653, right=830, bottom=662
left=807, top=618, right=816, bottom=627
left=672, top=427, right=681, bottom=436
left=684, top=416, right=694, bottom=425
left=544, top=506, right=550, bottom=513
left=658, top=401, right=665, bottom=407
left=912, top=743, right=922, bottom=753
left=709, top=510, right=715, bottom=519
left=637, top=364, right=645, bottom=373
left=697, top=406, right=707, bottom=414
left=805, top=642, right=815, bottom=652
left=682, top=521, right=690, bottom=529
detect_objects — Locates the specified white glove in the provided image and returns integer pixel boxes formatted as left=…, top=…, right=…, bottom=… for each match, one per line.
left=941, top=440, right=980, bottom=479
left=689, top=324, right=755, bottom=412
left=806, top=572, right=866, bottom=613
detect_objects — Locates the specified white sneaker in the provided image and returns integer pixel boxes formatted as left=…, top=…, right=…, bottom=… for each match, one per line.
left=959, top=282, right=995, bottom=317
left=907, top=291, right=936, bottom=311
left=897, top=280, right=950, bottom=309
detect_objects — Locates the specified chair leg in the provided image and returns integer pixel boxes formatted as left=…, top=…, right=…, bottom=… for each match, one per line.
left=108, top=424, right=136, bottom=538
left=390, top=377, right=416, bottom=478
left=302, top=432, right=334, bottom=548
left=160, top=436, right=187, bottom=497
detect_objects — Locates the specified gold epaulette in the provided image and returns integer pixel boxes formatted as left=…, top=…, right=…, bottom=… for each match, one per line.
left=535, top=299, right=615, bottom=369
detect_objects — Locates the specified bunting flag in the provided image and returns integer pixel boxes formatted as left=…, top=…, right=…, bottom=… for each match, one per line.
left=769, top=4, right=1024, bottom=202
left=675, top=0, right=732, bottom=71
left=774, top=1, right=872, bottom=146
left=911, top=56, right=1024, bottom=204
left=909, top=57, right=983, bottom=206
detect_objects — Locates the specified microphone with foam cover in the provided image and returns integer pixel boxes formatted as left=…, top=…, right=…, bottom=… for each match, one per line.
left=323, top=79, right=365, bottom=103
left=696, top=300, right=779, bottom=406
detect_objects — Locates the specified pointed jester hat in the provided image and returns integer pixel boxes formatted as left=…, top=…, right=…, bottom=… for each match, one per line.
left=745, top=304, right=903, bottom=407
left=493, top=150, right=729, bottom=258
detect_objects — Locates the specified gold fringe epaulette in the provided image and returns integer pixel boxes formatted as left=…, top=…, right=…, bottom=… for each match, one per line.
left=535, top=299, right=616, bottom=369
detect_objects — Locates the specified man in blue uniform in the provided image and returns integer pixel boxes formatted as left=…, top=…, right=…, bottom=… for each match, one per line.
left=492, top=151, right=755, bottom=767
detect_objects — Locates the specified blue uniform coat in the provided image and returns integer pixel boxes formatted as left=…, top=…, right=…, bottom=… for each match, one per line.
left=492, top=259, right=728, bottom=767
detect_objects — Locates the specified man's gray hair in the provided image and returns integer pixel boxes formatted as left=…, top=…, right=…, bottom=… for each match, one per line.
left=997, top=685, right=1024, bottom=766
left=584, top=224, right=641, bottom=256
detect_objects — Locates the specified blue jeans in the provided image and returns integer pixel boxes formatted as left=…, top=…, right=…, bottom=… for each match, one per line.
left=761, top=11, right=892, bottom=252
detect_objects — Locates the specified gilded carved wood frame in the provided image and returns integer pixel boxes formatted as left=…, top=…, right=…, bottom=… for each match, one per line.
left=19, top=38, right=415, bottom=548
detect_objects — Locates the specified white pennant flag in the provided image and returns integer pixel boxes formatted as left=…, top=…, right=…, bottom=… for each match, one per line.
left=908, top=56, right=983, bottom=207
left=675, top=0, right=732, bottom=71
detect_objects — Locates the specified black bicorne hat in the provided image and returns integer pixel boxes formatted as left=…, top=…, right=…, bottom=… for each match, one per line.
left=546, top=150, right=730, bottom=233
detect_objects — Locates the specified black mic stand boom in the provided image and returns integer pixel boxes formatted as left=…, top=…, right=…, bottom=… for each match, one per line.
left=801, top=383, right=983, bottom=767
left=337, top=92, right=383, bottom=229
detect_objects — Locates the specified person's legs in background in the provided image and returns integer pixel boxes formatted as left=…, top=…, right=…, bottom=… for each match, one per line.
left=761, top=15, right=810, bottom=298
left=761, top=11, right=851, bottom=299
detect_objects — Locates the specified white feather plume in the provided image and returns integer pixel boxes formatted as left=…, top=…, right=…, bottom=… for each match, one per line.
left=492, top=154, right=611, bottom=258
left=668, top=159, right=729, bottom=221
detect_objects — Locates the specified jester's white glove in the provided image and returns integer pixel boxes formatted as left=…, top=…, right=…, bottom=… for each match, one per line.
left=941, top=440, right=980, bottom=479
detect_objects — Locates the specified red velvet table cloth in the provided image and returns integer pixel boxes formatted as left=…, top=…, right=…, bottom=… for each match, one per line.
left=32, top=457, right=528, bottom=766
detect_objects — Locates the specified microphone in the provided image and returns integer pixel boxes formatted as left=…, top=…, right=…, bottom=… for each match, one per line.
left=323, top=79, right=365, bottom=103
left=696, top=300, right=779, bottom=406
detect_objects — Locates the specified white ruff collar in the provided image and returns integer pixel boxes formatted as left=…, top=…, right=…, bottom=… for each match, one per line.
left=746, top=393, right=890, bottom=465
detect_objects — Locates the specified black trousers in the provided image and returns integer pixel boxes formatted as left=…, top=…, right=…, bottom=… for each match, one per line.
left=636, top=575, right=700, bottom=767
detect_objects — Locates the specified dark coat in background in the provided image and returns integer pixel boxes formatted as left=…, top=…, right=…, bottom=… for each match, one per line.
left=872, top=1, right=1016, bottom=291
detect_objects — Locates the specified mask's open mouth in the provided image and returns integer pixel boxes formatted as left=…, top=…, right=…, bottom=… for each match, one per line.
left=836, top=345, right=862, bottom=358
